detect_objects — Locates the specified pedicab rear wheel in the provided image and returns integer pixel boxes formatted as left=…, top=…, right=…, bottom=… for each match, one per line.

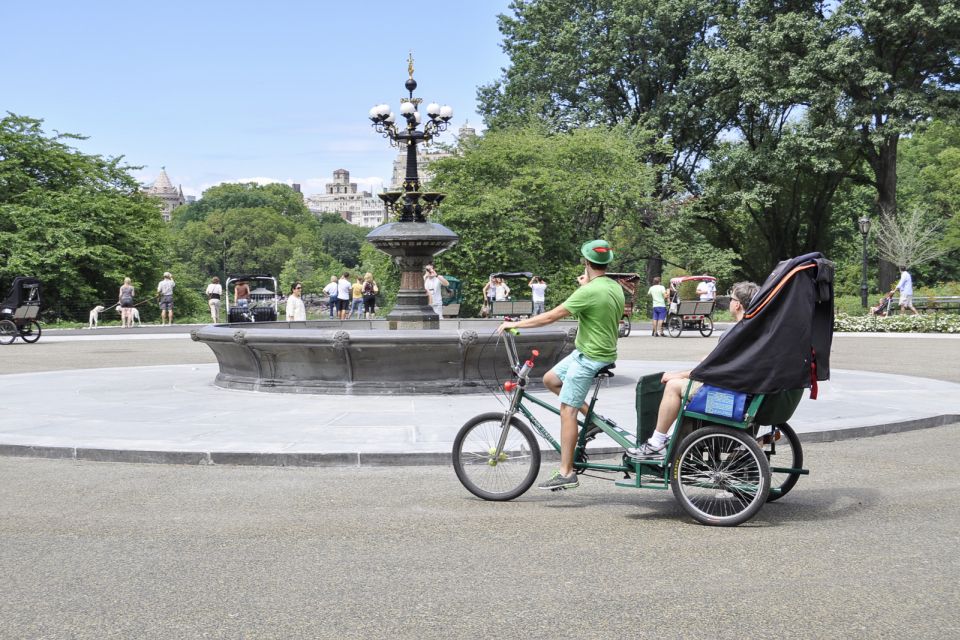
left=619, top=317, right=631, bottom=338
left=19, top=320, right=41, bottom=343
left=667, top=315, right=683, bottom=338
left=0, top=319, right=17, bottom=345
left=453, top=412, right=541, bottom=501
left=671, top=426, right=770, bottom=526
left=758, top=423, right=802, bottom=502
left=699, top=316, right=714, bottom=337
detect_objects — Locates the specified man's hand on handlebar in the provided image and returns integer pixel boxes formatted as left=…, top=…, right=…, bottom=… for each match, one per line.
left=497, top=320, right=519, bottom=335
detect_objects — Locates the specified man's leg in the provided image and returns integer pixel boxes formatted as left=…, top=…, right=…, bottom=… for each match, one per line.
left=558, top=404, right=579, bottom=476
left=627, top=377, right=688, bottom=460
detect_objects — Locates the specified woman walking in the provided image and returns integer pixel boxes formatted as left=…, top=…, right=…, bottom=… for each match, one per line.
left=285, top=282, right=307, bottom=321
left=206, top=276, right=223, bottom=323
left=118, top=277, right=135, bottom=328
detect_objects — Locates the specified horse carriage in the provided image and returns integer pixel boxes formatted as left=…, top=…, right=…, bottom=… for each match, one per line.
left=0, top=277, right=42, bottom=345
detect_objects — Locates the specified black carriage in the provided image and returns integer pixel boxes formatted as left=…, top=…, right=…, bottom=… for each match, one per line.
left=225, top=274, right=279, bottom=323
left=0, top=277, right=42, bottom=345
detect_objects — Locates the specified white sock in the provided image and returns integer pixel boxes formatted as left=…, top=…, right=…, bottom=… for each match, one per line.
left=650, top=431, right=669, bottom=446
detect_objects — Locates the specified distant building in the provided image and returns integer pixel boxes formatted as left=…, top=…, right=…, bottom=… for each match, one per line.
left=305, top=169, right=385, bottom=227
left=142, top=168, right=185, bottom=222
left=389, top=123, right=478, bottom=189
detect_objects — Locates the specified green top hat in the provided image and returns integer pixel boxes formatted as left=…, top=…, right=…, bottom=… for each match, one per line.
left=580, top=239, right=614, bottom=265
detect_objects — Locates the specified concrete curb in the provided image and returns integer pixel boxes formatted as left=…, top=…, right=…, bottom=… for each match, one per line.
left=1, top=415, right=956, bottom=467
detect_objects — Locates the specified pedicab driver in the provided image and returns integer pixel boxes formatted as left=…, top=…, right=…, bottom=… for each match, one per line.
left=498, top=240, right=625, bottom=491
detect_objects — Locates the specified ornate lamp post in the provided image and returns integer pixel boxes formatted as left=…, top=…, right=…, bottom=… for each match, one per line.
left=364, top=55, right=459, bottom=329
left=859, top=216, right=871, bottom=308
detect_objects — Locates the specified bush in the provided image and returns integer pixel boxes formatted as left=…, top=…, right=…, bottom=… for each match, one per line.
left=834, top=312, right=960, bottom=333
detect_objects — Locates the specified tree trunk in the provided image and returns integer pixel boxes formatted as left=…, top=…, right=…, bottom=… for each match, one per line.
left=869, top=135, right=899, bottom=292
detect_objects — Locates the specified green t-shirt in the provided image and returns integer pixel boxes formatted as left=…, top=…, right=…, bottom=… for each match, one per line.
left=648, top=284, right=667, bottom=307
left=561, top=276, right=625, bottom=362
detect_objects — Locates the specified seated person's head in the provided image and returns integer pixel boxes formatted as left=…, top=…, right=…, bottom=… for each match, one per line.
left=728, top=281, right=759, bottom=319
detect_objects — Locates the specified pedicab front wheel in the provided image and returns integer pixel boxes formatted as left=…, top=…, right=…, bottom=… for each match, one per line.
left=671, top=426, right=770, bottom=526
left=452, top=412, right=541, bottom=501
left=0, top=319, right=18, bottom=345
left=667, top=315, right=683, bottom=338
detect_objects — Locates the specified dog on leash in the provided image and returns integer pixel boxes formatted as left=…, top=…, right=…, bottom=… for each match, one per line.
left=88, top=305, right=106, bottom=328
left=129, top=307, right=141, bottom=327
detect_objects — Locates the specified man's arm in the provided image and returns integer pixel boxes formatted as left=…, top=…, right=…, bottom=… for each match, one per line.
left=437, top=275, right=449, bottom=286
left=497, top=304, right=570, bottom=333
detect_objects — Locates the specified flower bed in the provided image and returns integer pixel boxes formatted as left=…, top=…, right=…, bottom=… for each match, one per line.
left=834, top=312, right=960, bottom=334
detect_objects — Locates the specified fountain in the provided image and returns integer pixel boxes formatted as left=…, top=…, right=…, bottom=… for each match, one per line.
left=193, top=57, right=575, bottom=394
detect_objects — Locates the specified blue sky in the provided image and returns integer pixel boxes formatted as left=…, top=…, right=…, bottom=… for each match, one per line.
left=2, top=0, right=513, bottom=197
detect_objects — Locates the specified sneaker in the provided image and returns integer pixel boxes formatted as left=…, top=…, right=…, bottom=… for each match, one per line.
left=757, top=428, right=782, bottom=446
left=625, top=440, right=667, bottom=460
left=538, top=470, right=579, bottom=491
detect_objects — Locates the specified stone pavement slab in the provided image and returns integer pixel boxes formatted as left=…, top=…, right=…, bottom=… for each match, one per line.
left=3, top=359, right=959, bottom=466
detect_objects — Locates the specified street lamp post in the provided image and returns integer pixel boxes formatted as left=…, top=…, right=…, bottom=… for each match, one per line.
left=859, top=216, right=871, bottom=308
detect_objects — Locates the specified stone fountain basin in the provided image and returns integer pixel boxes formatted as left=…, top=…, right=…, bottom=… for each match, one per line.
left=192, top=320, right=577, bottom=395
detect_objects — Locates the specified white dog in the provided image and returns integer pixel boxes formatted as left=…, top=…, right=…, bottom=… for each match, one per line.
left=115, top=305, right=141, bottom=327
left=88, top=305, right=106, bottom=328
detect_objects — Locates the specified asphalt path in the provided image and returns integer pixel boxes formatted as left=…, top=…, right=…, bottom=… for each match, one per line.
left=1, top=426, right=959, bottom=639
left=2, top=329, right=959, bottom=638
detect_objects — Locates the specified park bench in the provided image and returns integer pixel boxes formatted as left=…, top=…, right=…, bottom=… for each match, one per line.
left=889, top=296, right=960, bottom=316
left=490, top=300, right=534, bottom=317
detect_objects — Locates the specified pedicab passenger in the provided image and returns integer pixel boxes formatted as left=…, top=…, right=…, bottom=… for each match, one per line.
left=498, top=240, right=625, bottom=491
left=626, top=281, right=759, bottom=461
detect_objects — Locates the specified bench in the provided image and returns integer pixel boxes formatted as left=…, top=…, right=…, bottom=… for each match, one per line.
left=491, top=300, right=534, bottom=317
left=889, top=296, right=960, bottom=316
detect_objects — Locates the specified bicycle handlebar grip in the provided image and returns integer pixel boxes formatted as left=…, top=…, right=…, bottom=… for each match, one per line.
left=506, top=328, right=520, bottom=335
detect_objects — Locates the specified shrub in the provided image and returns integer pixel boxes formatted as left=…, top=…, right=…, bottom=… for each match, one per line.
left=834, top=312, right=960, bottom=333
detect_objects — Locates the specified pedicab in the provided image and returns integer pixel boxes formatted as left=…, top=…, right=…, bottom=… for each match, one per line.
left=452, top=253, right=834, bottom=526
left=666, top=275, right=718, bottom=337
left=604, top=272, right=642, bottom=337
left=226, top=274, right=279, bottom=322
left=487, top=271, right=535, bottom=318
left=0, top=277, right=43, bottom=345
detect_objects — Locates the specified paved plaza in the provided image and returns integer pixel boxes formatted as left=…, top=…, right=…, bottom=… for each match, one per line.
left=1, top=328, right=959, bottom=464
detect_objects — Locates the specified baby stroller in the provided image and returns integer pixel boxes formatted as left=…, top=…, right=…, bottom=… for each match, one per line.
left=0, top=277, right=43, bottom=345
left=870, top=293, right=892, bottom=317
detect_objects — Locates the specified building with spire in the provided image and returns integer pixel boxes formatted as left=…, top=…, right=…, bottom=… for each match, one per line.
left=142, top=168, right=186, bottom=222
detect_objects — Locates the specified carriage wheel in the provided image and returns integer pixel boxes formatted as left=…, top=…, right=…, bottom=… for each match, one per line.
left=758, top=423, right=803, bottom=502
left=699, top=316, right=714, bottom=337
left=0, top=320, right=18, bottom=345
left=667, top=315, right=683, bottom=338
left=19, top=320, right=41, bottom=344
left=619, top=317, right=631, bottom=338
left=671, top=426, right=770, bottom=526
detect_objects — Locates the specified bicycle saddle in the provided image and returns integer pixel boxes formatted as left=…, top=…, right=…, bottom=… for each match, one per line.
left=595, top=364, right=616, bottom=378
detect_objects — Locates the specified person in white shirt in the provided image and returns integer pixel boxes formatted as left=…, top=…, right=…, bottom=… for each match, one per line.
left=895, top=266, right=918, bottom=315
left=423, top=263, right=449, bottom=319
left=529, top=276, right=548, bottom=315
left=337, top=273, right=352, bottom=320
left=495, top=278, right=510, bottom=301
left=156, top=271, right=175, bottom=326
left=322, top=276, right=338, bottom=318
left=205, top=276, right=223, bottom=323
left=285, top=282, right=307, bottom=321
left=696, top=280, right=716, bottom=301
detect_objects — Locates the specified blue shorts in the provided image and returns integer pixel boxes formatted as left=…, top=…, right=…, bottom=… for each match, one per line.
left=652, top=306, right=667, bottom=321
left=550, top=350, right=614, bottom=407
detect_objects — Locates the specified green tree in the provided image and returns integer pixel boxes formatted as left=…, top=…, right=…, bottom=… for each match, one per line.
left=430, top=124, right=655, bottom=314
left=0, top=114, right=169, bottom=319
left=172, top=182, right=314, bottom=228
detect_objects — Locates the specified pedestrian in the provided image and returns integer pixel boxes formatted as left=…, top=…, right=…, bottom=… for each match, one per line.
left=118, top=277, right=135, bottom=328
left=481, top=275, right=497, bottom=316
left=206, top=276, right=222, bottom=323
left=285, top=282, right=307, bottom=321
left=424, top=263, right=449, bottom=319
left=895, top=266, right=919, bottom=315
left=362, top=272, right=379, bottom=319
left=156, top=271, right=175, bottom=326
left=648, top=276, right=667, bottom=337
left=497, top=239, right=624, bottom=491
left=322, top=276, right=338, bottom=318
left=696, top=279, right=716, bottom=301
left=495, top=277, right=510, bottom=301
left=529, top=276, right=547, bottom=316
left=337, top=272, right=352, bottom=320
left=350, top=275, right=364, bottom=319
